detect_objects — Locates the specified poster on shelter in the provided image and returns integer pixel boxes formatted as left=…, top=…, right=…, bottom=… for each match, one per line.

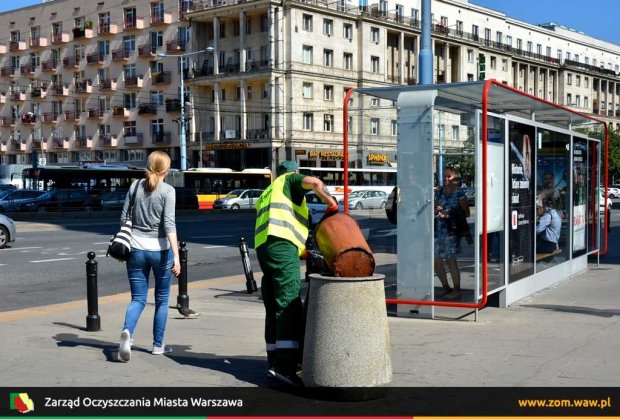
left=572, top=139, right=587, bottom=253
left=508, top=121, right=535, bottom=282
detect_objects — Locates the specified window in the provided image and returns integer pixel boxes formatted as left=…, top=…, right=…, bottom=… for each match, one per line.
left=585, top=77, right=589, bottom=88
left=370, top=27, right=379, bottom=43
left=370, top=118, right=379, bottom=135
left=219, top=22, right=226, bottom=38
left=302, top=45, right=313, bottom=64
left=501, top=58, right=508, bottom=72
left=574, top=54, right=579, bottom=63
left=490, top=56, right=497, bottom=69
left=150, top=31, right=163, bottom=50
left=303, top=82, right=313, bottom=98
left=516, top=38, right=522, bottom=51
left=440, top=16, right=448, bottom=27
left=576, top=75, right=581, bottom=87
left=584, top=96, right=589, bottom=108
left=235, top=86, right=241, bottom=100
left=557, top=49, right=562, bottom=61
left=124, top=93, right=137, bottom=109
left=566, top=52, right=571, bottom=61
left=496, top=31, right=502, bottom=45
left=371, top=56, right=380, bottom=73
left=506, top=35, right=512, bottom=47
left=370, top=98, right=379, bottom=107
left=323, top=49, right=333, bottom=67
left=302, top=14, right=313, bottom=32
left=567, top=73, right=572, bottom=85
left=456, top=20, right=463, bottom=36
left=324, top=85, right=333, bottom=100
left=526, top=41, right=532, bottom=54
left=391, top=120, right=397, bottom=136
left=344, top=53, right=353, bottom=70
left=151, top=90, right=164, bottom=106
left=546, top=46, right=552, bottom=57
left=585, top=57, right=589, bottom=65
left=233, top=19, right=240, bottom=36
left=451, top=125, right=459, bottom=140
left=246, top=17, right=252, bottom=34
left=123, top=35, right=136, bottom=52
left=261, top=14, right=268, bottom=32
left=343, top=23, right=353, bottom=40
left=576, top=95, right=581, bottom=107
left=567, top=93, right=572, bottom=105
left=537, top=44, right=542, bottom=56
left=247, top=85, right=252, bottom=100
left=323, top=19, right=333, bottom=36
left=411, top=8, right=419, bottom=24
left=471, top=25, right=479, bottom=40
left=303, top=113, right=313, bottom=130
left=324, top=114, right=333, bottom=132
left=484, top=28, right=491, bottom=43
left=467, top=49, right=474, bottom=63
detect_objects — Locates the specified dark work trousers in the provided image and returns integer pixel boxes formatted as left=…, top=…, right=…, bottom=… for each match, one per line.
left=256, top=236, right=304, bottom=374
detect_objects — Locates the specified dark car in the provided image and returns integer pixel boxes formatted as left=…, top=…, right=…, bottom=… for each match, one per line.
left=385, top=186, right=399, bottom=224
left=17, top=189, right=97, bottom=212
left=101, top=187, right=198, bottom=211
left=0, top=190, right=46, bottom=212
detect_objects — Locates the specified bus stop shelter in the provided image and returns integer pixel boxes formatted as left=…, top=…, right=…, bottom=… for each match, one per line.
left=351, top=80, right=609, bottom=318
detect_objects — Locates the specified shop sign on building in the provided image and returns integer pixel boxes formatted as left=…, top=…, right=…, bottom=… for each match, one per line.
left=367, top=153, right=388, bottom=165
left=308, top=151, right=344, bottom=159
left=204, top=141, right=249, bottom=150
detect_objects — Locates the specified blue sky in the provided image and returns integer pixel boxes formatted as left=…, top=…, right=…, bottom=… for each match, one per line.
left=1, top=0, right=619, bottom=45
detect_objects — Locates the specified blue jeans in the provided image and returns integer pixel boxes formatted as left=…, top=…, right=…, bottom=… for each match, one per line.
left=123, top=248, right=173, bottom=347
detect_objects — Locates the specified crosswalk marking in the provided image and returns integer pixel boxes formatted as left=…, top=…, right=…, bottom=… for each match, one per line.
left=30, top=258, right=76, bottom=264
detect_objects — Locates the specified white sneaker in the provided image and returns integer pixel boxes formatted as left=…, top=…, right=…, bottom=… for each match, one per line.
left=119, top=329, right=132, bottom=362
left=152, top=344, right=173, bottom=355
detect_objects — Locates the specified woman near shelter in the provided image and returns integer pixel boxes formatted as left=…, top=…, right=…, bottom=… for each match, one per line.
left=118, top=151, right=181, bottom=362
left=434, top=168, right=470, bottom=300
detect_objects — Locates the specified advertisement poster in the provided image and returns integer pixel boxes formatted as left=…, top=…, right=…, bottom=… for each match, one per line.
left=573, top=139, right=588, bottom=253
left=508, top=121, right=535, bottom=282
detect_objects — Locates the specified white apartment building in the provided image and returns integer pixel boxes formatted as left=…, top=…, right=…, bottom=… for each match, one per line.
left=0, top=0, right=618, bottom=170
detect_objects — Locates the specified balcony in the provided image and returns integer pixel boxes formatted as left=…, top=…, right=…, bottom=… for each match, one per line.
left=31, top=87, right=47, bottom=100
left=9, top=41, right=26, bottom=52
left=72, top=26, right=94, bottom=40
left=0, top=93, right=5, bottom=103
left=0, top=116, right=16, bottom=126
left=75, top=80, right=93, bottom=94
left=20, top=113, right=37, bottom=124
left=88, top=108, right=105, bottom=119
left=41, top=60, right=58, bottom=72
left=11, top=140, right=26, bottom=152
left=29, top=37, right=49, bottom=48
left=64, top=111, right=80, bottom=122
left=0, top=66, right=16, bottom=77
left=0, top=142, right=5, bottom=152
left=75, top=136, right=93, bottom=148
left=87, top=53, right=105, bottom=64
left=123, top=18, right=145, bottom=31
left=112, top=48, right=131, bottom=61
left=152, top=131, right=172, bottom=144
left=20, top=65, right=36, bottom=75
left=220, top=130, right=240, bottom=140
left=246, top=129, right=270, bottom=141
left=31, top=138, right=45, bottom=151
left=63, top=56, right=80, bottom=68
left=99, top=79, right=117, bottom=91
left=124, top=132, right=144, bottom=145
left=41, top=112, right=59, bottom=123
left=10, top=91, right=26, bottom=101
left=166, top=40, right=186, bottom=53
left=52, top=138, right=69, bottom=149
left=112, top=106, right=129, bottom=117
left=180, top=1, right=203, bottom=20
left=150, top=12, right=172, bottom=26
left=165, top=99, right=181, bottom=113
left=50, top=84, right=70, bottom=96
left=152, top=71, right=172, bottom=85
left=51, top=32, right=70, bottom=44
left=137, top=102, right=157, bottom=115
left=138, top=44, right=156, bottom=57
left=100, top=134, right=118, bottom=147
left=97, top=23, right=119, bottom=35
left=124, top=75, right=144, bottom=88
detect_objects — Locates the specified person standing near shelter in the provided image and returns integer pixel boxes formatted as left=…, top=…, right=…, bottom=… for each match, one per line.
left=118, top=151, right=181, bottom=362
left=255, top=160, right=338, bottom=386
left=536, top=198, right=562, bottom=254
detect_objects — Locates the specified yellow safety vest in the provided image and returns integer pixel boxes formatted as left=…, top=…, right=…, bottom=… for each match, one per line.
left=255, top=174, right=309, bottom=255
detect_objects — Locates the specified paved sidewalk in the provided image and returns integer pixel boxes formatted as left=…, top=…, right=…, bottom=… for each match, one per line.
left=1, top=253, right=619, bottom=388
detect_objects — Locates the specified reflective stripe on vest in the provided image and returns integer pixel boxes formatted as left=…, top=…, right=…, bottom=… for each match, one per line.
left=255, top=174, right=309, bottom=255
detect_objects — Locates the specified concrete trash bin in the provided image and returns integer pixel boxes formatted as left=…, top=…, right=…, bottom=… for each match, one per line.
left=301, top=273, right=392, bottom=400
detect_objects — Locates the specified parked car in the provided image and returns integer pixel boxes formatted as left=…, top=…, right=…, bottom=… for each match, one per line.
left=0, top=213, right=16, bottom=248
left=385, top=186, right=399, bottom=224
left=101, top=187, right=198, bottom=211
left=306, top=192, right=345, bottom=226
left=600, top=191, right=612, bottom=213
left=0, top=184, right=17, bottom=193
left=16, top=189, right=97, bottom=212
left=344, top=190, right=388, bottom=210
left=212, top=189, right=263, bottom=210
left=0, top=190, right=46, bottom=212
left=606, top=186, right=620, bottom=199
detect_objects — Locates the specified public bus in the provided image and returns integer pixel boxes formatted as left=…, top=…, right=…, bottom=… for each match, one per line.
left=22, top=165, right=144, bottom=192
left=166, top=167, right=272, bottom=209
left=298, top=166, right=397, bottom=200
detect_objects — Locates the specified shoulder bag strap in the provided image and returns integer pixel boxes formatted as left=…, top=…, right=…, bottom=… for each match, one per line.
left=127, top=180, right=141, bottom=219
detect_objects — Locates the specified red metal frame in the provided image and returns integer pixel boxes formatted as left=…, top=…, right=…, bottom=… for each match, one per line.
left=342, top=80, right=609, bottom=310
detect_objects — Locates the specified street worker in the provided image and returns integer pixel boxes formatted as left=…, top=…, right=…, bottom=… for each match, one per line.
left=254, top=160, right=338, bottom=386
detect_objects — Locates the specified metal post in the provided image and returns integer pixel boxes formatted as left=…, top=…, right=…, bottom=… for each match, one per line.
left=419, top=0, right=433, bottom=85
left=438, top=110, right=443, bottom=186
left=85, top=251, right=100, bottom=332
left=239, top=237, right=258, bottom=293
left=179, top=55, right=187, bottom=171
left=177, top=241, right=189, bottom=309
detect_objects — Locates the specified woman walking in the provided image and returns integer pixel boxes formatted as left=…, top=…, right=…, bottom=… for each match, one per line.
left=118, top=151, right=180, bottom=362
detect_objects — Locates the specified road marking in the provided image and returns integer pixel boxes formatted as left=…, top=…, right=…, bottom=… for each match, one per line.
left=29, top=257, right=76, bottom=263
left=0, top=246, right=43, bottom=251
left=203, top=245, right=227, bottom=249
left=93, top=241, right=110, bottom=245
left=192, top=235, right=235, bottom=239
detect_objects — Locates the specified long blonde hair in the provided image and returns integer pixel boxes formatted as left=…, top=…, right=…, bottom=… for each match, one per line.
left=145, top=151, right=171, bottom=192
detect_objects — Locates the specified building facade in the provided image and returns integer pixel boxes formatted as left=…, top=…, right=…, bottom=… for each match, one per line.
left=0, top=0, right=618, bottom=171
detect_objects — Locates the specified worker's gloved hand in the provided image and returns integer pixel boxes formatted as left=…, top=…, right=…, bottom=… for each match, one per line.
left=300, top=250, right=309, bottom=260
left=320, top=204, right=339, bottom=222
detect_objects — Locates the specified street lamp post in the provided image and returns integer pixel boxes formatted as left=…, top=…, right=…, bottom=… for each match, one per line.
left=158, top=47, right=213, bottom=170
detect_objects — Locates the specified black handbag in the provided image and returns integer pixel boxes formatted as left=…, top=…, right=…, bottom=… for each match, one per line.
left=107, top=181, right=140, bottom=261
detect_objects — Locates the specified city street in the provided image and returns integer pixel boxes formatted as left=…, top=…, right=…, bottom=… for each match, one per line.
left=0, top=210, right=396, bottom=311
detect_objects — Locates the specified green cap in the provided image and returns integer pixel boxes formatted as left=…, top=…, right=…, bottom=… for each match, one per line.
left=276, top=160, right=298, bottom=175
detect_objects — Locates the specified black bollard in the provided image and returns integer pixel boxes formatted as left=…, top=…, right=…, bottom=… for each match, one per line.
left=177, top=241, right=189, bottom=310
left=239, top=237, right=258, bottom=293
left=85, top=251, right=101, bottom=332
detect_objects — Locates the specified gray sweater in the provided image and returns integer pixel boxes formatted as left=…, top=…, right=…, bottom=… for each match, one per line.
left=121, top=179, right=176, bottom=239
